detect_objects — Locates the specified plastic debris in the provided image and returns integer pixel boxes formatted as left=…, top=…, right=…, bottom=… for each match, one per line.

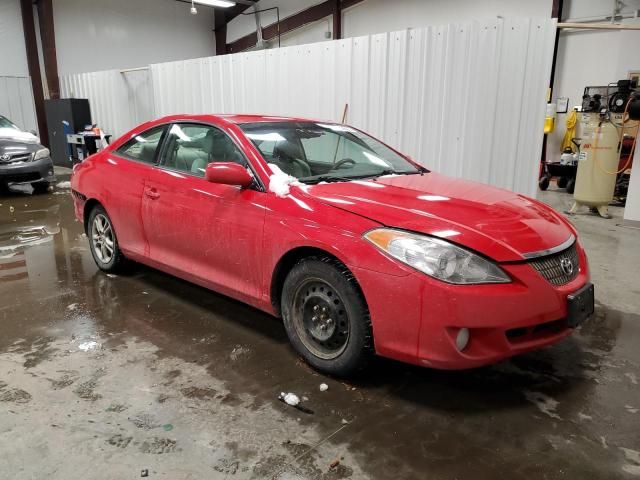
left=78, top=341, right=99, bottom=352
left=268, top=163, right=301, bottom=198
left=319, top=383, right=328, bottom=392
left=278, top=392, right=314, bottom=414
left=280, top=392, right=300, bottom=406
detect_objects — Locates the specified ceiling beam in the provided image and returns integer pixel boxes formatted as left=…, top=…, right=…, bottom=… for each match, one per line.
left=213, top=0, right=258, bottom=55
left=227, top=0, right=365, bottom=53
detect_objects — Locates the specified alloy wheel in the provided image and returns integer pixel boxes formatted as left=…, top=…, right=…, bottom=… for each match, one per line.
left=91, top=213, right=115, bottom=264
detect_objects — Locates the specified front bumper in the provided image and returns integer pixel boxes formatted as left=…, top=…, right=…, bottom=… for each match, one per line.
left=0, top=157, right=56, bottom=185
left=352, top=241, right=591, bottom=369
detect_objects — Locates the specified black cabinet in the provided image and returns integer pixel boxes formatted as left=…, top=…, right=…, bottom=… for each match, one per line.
left=44, top=99, right=92, bottom=167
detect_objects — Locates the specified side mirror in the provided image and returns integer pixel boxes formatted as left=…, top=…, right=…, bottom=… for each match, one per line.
left=205, top=162, right=253, bottom=187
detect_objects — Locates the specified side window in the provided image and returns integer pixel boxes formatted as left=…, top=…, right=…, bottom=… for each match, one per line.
left=160, top=123, right=246, bottom=177
left=116, top=126, right=165, bottom=163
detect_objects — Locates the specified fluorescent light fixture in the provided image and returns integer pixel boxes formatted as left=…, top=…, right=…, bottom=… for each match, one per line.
left=193, top=0, right=236, bottom=7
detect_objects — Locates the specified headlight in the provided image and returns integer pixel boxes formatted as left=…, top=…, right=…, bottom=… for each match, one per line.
left=32, top=148, right=50, bottom=161
left=364, top=228, right=510, bottom=284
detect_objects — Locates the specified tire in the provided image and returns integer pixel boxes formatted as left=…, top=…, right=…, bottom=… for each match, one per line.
left=557, top=176, right=568, bottom=189
left=566, top=178, right=576, bottom=194
left=31, top=182, right=52, bottom=194
left=87, top=205, right=127, bottom=273
left=538, top=176, right=550, bottom=191
left=281, top=256, right=373, bottom=377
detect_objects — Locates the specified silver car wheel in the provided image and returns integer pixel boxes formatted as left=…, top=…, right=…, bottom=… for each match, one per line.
left=91, top=213, right=114, bottom=264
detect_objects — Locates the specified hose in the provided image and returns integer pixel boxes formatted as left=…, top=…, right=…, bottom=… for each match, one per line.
left=561, top=109, right=577, bottom=152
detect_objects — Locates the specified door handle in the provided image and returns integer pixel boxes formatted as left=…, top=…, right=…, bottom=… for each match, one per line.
left=145, top=187, right=160, bottom=200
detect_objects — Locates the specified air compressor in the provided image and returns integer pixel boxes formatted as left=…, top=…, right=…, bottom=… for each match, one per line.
left=568, top=80, right=639, bottom=218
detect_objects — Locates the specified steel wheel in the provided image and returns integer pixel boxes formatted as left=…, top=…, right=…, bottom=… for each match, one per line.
left=291, top=278, right=350, bottom=360
left=91, top=213, right=115, bottom=264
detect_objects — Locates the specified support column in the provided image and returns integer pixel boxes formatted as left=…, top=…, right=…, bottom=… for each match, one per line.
left=20, top=0, right=48, bottom=145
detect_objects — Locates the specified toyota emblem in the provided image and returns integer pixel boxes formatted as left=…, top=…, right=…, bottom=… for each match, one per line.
left=0, top=154, right=10, bottom=161
left=560, top=257, right=574, bottom=276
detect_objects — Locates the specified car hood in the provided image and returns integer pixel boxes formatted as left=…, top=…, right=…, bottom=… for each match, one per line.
left=0, top=138, right=42, bottom=158
left=0, top=128, right=40, bottom=144
left=297, top=172, right=574, bottom=262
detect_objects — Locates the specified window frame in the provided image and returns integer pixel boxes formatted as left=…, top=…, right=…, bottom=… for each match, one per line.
left=156, top=121, right=265, bottom=191
left=113, top=124, right=168, bottom=165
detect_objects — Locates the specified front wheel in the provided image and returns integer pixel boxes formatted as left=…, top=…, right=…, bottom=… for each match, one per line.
left=281, top=257, right=373, bottom=377
left=87, top=205, right=127, bottom=273
left=538, top=176, right=550, bottom=191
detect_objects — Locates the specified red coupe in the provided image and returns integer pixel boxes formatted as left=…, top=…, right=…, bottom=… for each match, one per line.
left=71, top=114, right=594, bottom=376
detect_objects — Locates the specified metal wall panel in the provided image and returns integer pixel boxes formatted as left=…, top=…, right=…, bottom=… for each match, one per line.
left=59, top=68, right=153, bottom=137
left=0, top=76, right=38, bottom=134
left=60, top=17, right=555, bottom=196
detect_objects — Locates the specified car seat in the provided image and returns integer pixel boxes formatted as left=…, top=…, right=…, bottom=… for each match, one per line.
left=272, top=141, right=311, bottom=178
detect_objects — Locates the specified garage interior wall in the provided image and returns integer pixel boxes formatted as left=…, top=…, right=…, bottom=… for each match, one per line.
left=0, top=0, right=38, bottom=132
left=52, top=0, right=217, bottom=76
left=545, top=0, right=640, bottom=223
left=225, top=0, right=553, bottom=47
left=61, top=17, right=556, bottom=197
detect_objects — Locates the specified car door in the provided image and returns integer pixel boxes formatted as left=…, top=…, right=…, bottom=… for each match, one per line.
left=106, top=124, right=167, bottom=256
left=141, top=122, right=267, bottom=302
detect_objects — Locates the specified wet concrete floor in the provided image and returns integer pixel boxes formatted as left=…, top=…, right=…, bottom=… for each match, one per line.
left=0, top=177, right=639, bottom=479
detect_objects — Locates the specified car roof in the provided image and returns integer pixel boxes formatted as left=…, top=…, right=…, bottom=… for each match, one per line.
left=154, top=113, right=327, bottom=125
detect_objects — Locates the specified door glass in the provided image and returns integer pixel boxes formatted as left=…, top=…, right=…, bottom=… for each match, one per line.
left=160, top=124, right=246, bottom=177
left=116, top=126, right=165, bottom=163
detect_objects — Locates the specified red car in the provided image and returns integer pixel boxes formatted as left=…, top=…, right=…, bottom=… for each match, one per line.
left=71, top=114, right=594, bottom=376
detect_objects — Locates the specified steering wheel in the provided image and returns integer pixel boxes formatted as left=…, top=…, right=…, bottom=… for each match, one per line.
left=330, top=158, right=356, bottom=171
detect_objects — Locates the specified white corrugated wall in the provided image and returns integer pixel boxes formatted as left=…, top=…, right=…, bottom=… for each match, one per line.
left=0, top=76, right=38, bottom=134
left=59, top=68, right=153, bottom=140
left=60, top=17, right=556, bottom=196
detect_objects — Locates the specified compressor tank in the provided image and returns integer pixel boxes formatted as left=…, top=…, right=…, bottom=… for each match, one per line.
left=573, top=112, right=619, bottom=207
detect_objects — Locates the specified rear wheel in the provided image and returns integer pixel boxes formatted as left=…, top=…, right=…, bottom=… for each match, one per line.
left=281, top=257, right=373, bottom=377
left=88, top=205, right=126, bottom=272
left=538, top=176, right=550, bottom=191
left=557, top=176, right=568, bottom=189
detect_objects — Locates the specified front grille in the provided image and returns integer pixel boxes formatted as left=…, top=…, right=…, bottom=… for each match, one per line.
left=0, top=153, right=32, bottom=164
left=506, top=319, right=567, bottom=344
left=5, top=172, right=40, bottom=183
left=528, top=242, right=579, bottom=286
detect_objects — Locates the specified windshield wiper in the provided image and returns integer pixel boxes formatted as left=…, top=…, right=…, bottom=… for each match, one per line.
left=302, top=175, right=357, bottom=184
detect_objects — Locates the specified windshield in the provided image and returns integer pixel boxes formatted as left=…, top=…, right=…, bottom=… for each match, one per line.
left=0, top=116, right=20, bottom=130
left=240, top=121, right=423, bottom=183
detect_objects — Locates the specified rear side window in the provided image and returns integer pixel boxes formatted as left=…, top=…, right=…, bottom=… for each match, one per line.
left=116, top=126, right=166, bottom=163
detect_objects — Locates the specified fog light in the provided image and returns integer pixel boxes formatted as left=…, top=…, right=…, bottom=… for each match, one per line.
left=455, top=328, right=470, bottom=351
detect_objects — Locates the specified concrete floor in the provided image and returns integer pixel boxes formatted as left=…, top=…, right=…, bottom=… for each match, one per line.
left=1, top=176, right=639, bottom=479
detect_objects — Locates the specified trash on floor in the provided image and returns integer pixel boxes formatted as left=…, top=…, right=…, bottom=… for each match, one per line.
left=319, top=383, right=328, bottom=392
left=78, top=341, right=99, bottom=352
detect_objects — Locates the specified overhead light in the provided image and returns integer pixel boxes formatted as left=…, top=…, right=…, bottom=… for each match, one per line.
left=193, top=0, right=236, bottom=7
